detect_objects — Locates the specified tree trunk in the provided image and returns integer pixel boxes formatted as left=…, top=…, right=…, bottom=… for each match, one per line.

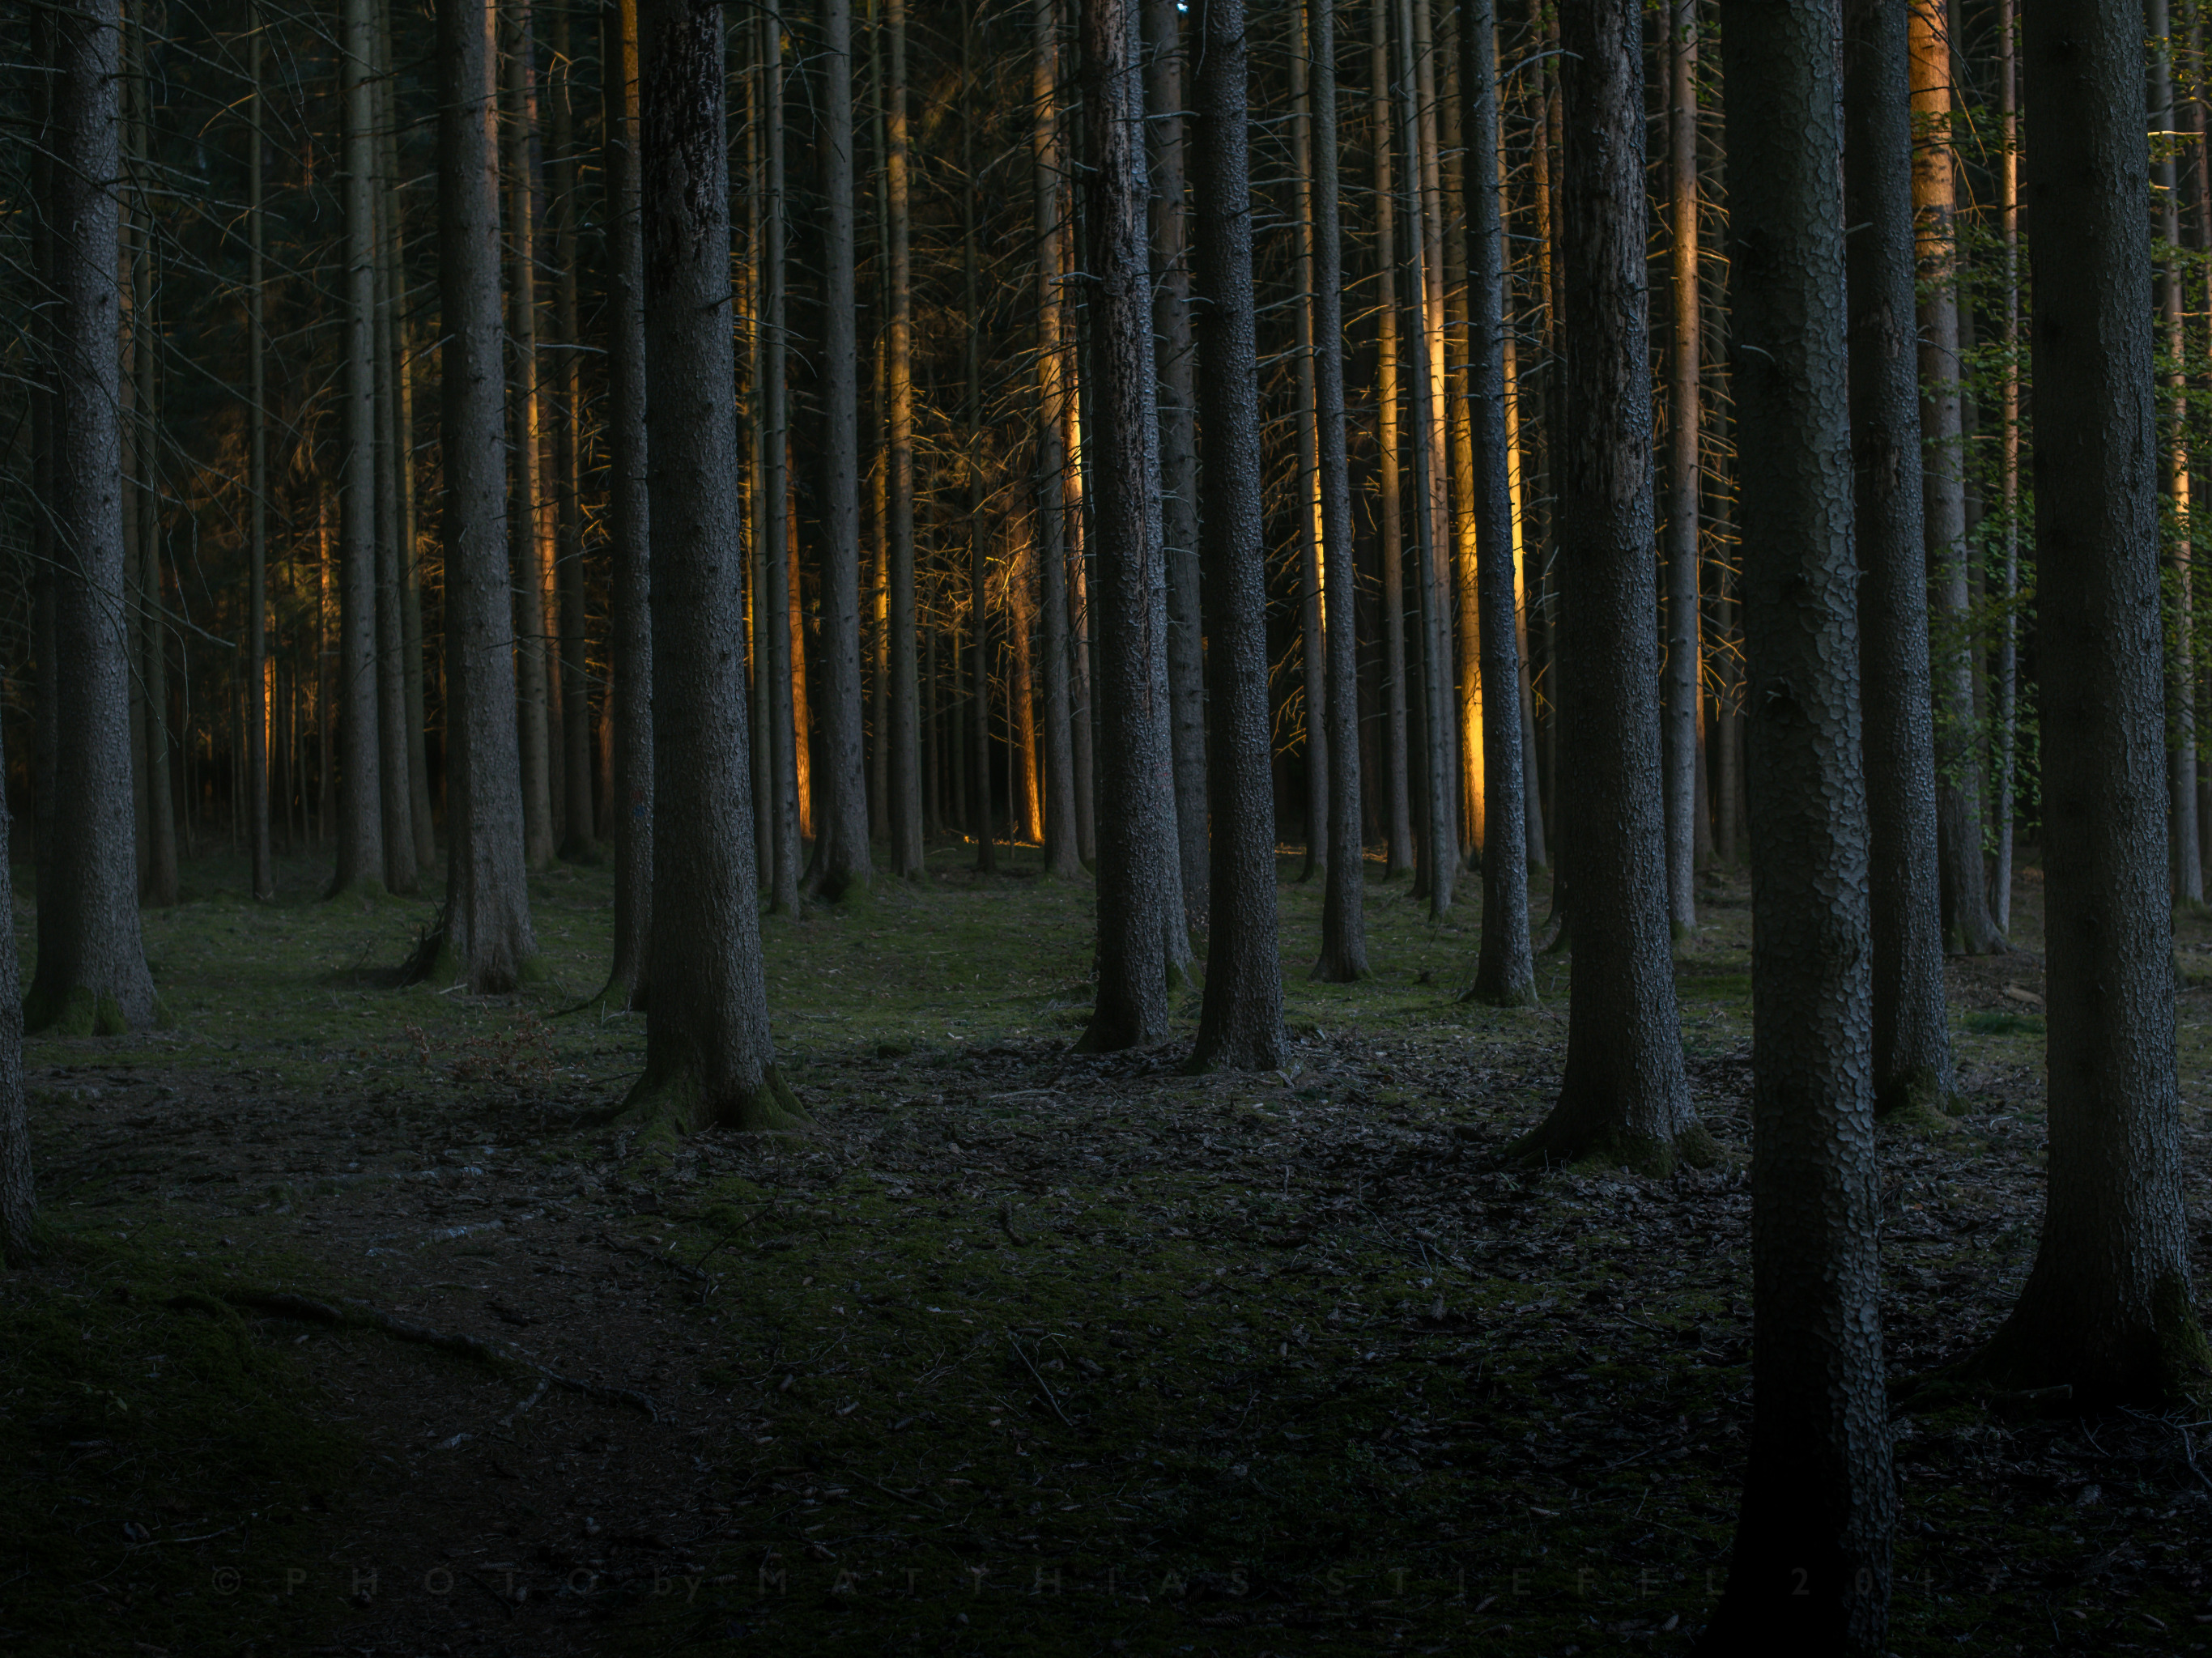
left=0, top=699, right=32, bottom=1259
left=550, top=2, right=597, bottom=863
left=1456, top=0, right=1530, bottom=1005
left=1844, top=0, right=1955, bottom=1116
left=1034, top=0, right=1082, bottom=882
left=1078, top=0, right=1179, bottom=1051
left=1188, top=0, right=1289, bottom=1070
left=1660, top=0, right=1699, bottom=934
left=1146, top=0, right=1209, bottom=920
left=604, top=0, right=652, bottom=1007
left=885, top=0, right=923, bottom=877
left=631, top=0, right=802, bottom=1132
left=961, top=23, right=997, bottom=878
left=761, top=2, right=803, bottom=913
left=371, top=23, right=418, bottom=894
left=1511, top=0, right=1704, bottom=1174
left=2153, top=0, right=2202, bottom=903
left=1291, top=14, right=1330, bottom=886
left=1967, top=0, right=2212, bottom=1405
left=129, top=41, right=179, bottom=910
left=248, top=6, right=274, bottom=899
left=1706, top=6, right=1895, bottom=1647
left=1989, top=0, right=2019, bottom=931
left=434, top=0, right=538, bottom=992
left=1908, top=0, right=2003, bottom=954
left=1371, top=0, right=1413, bottom=880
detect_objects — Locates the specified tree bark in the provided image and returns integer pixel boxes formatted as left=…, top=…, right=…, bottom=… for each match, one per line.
left=370, top=20, right=418, bottom=894
left=435, top=0, right=538, bottom=992
left=760, top=1, right=803, bottom=914
left=1078, top=0, right=1179, bottom=1051
left=1371, top=0, right=1413, bottom=880
left=1034, top=0, right=1083, bottom=882
left=1291, top=13, right=1330, bottom=887
left=550, top=1, right=597, bottom=863
left=248, top=5, right=274, bottom=900
left=1989, top=0, right=2018, bottom=931
left=1703, top=5, right=1895, bottom=1649
left=603, top=0, right=652, bottom=1007
left=1511, top=0, right=1704, bottom=1175
left=631, top=0, right=802, bottom=1133
left=885, top=0, right=924, bottom=878
left=1456, top=0, right=1529, bottom=1005
left=1661, top=0, right=1699, bottom=933
left=1188, top=0, right=1289, bottom=1070
left=1967, top=0, right=2212, bottom=1405
left=1843, top=0, right=1955, bottom=1116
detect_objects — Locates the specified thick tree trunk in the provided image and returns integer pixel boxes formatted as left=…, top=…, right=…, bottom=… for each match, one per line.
left=28, top=0, right=158, bottom=1036
left=1660, top=0, right=1699, bottom=933
left=886, top=0, right=924, bottom=877
left=1078, top=0, right=1179, bottom=1051
left=630, top=0, right=801, bottom=1132
left=1512, top=0, right=1704, bottom=1175
left=1371, top=0, right=1413, bottom=880
left=1034, top=0, right=1083, bottom=882
left=1908, top=0, right=2002, bottom=954
left=760, top=2, right=803, bottom=914
left=1969, top=0, right=2212, bottom=1405
left=1188, top=0, right=1288, bottom=1070
left=504, top=0, right=555, bottom=870
left=1146, top=0, right=1209, bottom=920
left=1704, top=6, right=1895, bottom=1649
left=1843, top=0, right=1955, bottom=1116
left=603, top=0, right=652, bottom=1007
left=435, top=0, right=538, bottom=992
left=1456, top=0, right=1530, bottom=1005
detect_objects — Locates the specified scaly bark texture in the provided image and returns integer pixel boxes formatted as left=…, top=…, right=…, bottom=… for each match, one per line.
left=1843, top=0, right=1955, bottom=1116
left=1511, top=0, right=1703, bottom=1174
left=1189, top=0, right=1288, bottom=1071
left=434, top=0, right=538, bottom=993
left=29, top=0, right=160, bottom=1037
left=1968, top=0, right=2212, bottom=1404
left=1705, top=3, right=1894, bottom=1648
left=1457, top=0, right=1530, bottom=1005
left=1078, top=0, right=1180, bottom=1052
left=632, top=0, right=801, bottom=1132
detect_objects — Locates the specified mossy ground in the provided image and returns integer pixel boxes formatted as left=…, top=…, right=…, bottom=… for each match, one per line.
left=9, top=841, right=2212, bottom=1653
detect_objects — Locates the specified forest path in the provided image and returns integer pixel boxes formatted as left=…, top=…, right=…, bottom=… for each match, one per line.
left=9, top=848, right=2212, bottom=1655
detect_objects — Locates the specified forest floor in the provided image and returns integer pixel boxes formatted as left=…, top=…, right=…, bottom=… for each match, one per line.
left=7, top=841, right=2212, bottom=1656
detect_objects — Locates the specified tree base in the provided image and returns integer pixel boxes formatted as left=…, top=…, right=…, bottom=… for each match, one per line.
left=1507, top=1115, right=1721, bottom=1179
left=620, top=1065, right=810, bottom=1137
left=1312, top=953, right=1372, bottom=985
left=1938, top=1271, right=2212, bottom=1408
left=23, top=982, right=165, bottom=1035
left=1460, top=971, right=1537, bottom=1008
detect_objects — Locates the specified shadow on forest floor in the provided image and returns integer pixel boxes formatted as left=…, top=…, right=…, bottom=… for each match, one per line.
left=7, top=841, right=2212, bottom=1655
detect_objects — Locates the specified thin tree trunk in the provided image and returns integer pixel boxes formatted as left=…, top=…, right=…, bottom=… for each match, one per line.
left=1512, top=0, right=1704, bottom=1174
left=1457, top=0, right=1530, bottom=1005
left=1661, top=0, right=1699, bottom=933
left=1970, top=0, right=2212, bottom=1405
left=549, top=2, right=596, bottom=862
left=1499, top=122, right=1546, bottom=870
left=1989, top=0, right=2018, bottom=930
left=632, top=0, right=802, bottom=1131
left=504, top=0, right=555, bottom=869
left=962, top=21, right=997, bottom=878
left=1292, top=12, right=1330, bottom=886
left=1845, top=0, right=1955, bottom=1116
left=0, top=701, right=31, bottom=1258
left=604, top=0, right=652, bottom=1006
left=1078, top=0, right=1179, bottom=1050
left=761, top=2, right=802, bottom=913
left=1189, top=0, right=1289, bottom=1069
left=371, top=19, right=418, bottom=894
left=129, top=37, right=178, bottom=909
left=1372, top=0, right=1413, bottom=878
left=249, top=5, right=274, bottom=899
left=883, top=0, right=923, bottom=875
left=434, top=0, right=538, bottom=991
left=1035, top=0, right=1082, bottom=882
left=1706, top=6, right=1895, bottom=1646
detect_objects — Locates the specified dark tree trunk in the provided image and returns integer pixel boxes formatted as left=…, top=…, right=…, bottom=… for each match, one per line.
left=760, top=4, right=803, bottom=915
left=551, top=2, right=597, bottom=863
left=1187, top=0, right=1288, bottom=1071
left=1034, top=0, right=1082, bottom=882
left=28, top=0, right=159, bottom=1036
left=1511, top=0, right=1704, bottom=1174
left=370, top=33, right=417, bottom=895
left=1371, top=0, right=1413, bottom=880
left=434, top=0, right=538, bottom=992
left=505, top=0, right=556, bottom=870
left=1078, top=0, right=1180, bottom=1052
left=1457, top=0, right=1530, bottom=1005
left=248, top=6, right=273, bottom=899
left=1292, top=21, right=1330, bottom=888
left=1661, top=0, right=1699, bottom=933
left=603, top=0, right=652, bottom=1007
left=887, top=0, right=923, bottom=878
left=1967, top=0, right=2212, bottom=1405
left=1704, top=3, right=1894, bottom=1647
left=631, top=0, right=802, bottom=1131
left=1843, top=0, right=1955, bottom=1116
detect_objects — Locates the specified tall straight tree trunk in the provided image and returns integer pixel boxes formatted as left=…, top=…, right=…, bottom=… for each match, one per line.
left=248, top=5, right=273, bottom=900
left=604, top=0, right=652, bottom=1006
left=886, top=0, right=923, bottom=876
left=1457, top=0, right=1530, bottom=1005
left=1989, top=0, right=2019, bottom=930
left=0, top=703, right=31, bottom=1259
left=1844, top=0, right=1955, bottom=1116
left=434, top=0, right=538, bottom=991
left=1291, top=14, right=1330, bottom=886
left=1146, top=0, right=1208, bottom=918
left=551, top=2, right=597, bottom=862
left=1660, top=0, right=1699, bottom=933
left=370, top=26, right=418, bottom=894
left=2154, top=0, right=2201, bottom=902
left=1035, top=0, right=1082, bottom=882
left=1909, top=0, right=2003, bottom=953
left=1312, top=0, right=1369, bottom=981
left=746, top=62, right=773, bottom=887
left=631, top=0, right=802, bottom=1132
left=30, top=0, right=158, bottom=1035
left=129, top=45, right=179, bottom=910
left=1372, top=0, right=1413, bottom=879
left=1967, top=0, right=2212, bottom=1405
left=505, top=0, right=555, bottom=869
left=1410, top=0, right=1457, bottom=853
left=962, top=23, right=997, bottom=878
left=1078, top=0, right=1179, bottom=1051
left=1189, top=0, right=1289, bottom=1069
left=334, top=0, right=387, bottom=895
left=760, top=1, right=802, bottom=913
left=1707, top=6, right=1895, bottom=1647
left=1498, top=116, right=1547, bottom=871
left=1512, top=0, right=1706, bottom=1175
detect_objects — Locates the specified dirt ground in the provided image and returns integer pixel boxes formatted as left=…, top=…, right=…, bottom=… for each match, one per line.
left=9, top=847, right=2212, bottom=1656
